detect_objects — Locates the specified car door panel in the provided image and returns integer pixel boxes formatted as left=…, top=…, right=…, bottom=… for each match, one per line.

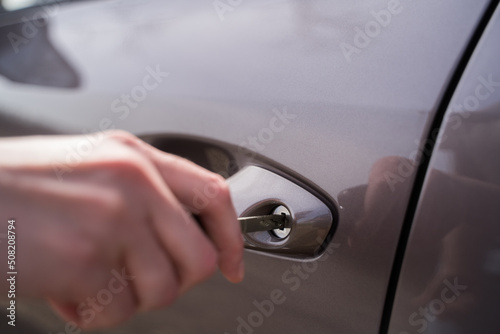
left=0, top=1, right=492, bottom=333
left=388, top=5, right=500, bottom=333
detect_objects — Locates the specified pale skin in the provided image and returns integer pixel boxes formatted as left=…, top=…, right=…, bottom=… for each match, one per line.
left=0, top=130, right=244, bottom=329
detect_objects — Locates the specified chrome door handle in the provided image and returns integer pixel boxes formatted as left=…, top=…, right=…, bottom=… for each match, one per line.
left=228, top=166, right=335, bottom=259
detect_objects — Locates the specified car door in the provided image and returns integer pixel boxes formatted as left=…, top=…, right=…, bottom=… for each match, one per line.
left=0, top=1, right=494, bottom=333
left=388, top=4, right=500, bottom=333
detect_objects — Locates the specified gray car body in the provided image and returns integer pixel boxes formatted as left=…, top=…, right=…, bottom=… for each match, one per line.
left=0, top=0, right=498, bottom=333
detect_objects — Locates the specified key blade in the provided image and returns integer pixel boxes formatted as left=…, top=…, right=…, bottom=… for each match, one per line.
left=238, top=214, right=287, bottom=233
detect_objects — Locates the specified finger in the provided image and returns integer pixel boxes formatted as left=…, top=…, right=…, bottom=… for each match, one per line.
left=122, top=213, right=179, bottom=311
left=92, top=135, right=219, bottom=295
left=48, top=272, right=137, bottom=329
left=139, top=144, right=244, bottom=283
left=146, top=182, right=219, bottom=294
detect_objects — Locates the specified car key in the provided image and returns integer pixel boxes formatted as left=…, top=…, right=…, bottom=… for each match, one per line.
left=193, top=213, right=288, bottom=233
left=238, top=213, right=288, bottom=233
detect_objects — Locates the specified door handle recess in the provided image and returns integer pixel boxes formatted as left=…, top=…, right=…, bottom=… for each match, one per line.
left=140, top=134, right=336, bottom=259
left=228, top=166, right=334, bottom=259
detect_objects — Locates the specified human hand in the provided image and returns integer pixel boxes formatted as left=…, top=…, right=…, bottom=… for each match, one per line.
left=0, top=130, right=244, bottom=328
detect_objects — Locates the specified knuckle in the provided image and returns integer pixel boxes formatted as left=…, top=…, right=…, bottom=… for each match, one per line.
left=140, top=270, right=179, bottom=310
left=204, top=174, right=232, bottom=210
left=68, top=239, right=103, bottom=275
left=104, top=129, right=137, bottom=144
left=105, top=130, right=148, bottom=153
left=104, top=155, right=151, bottom=186
left=90, top=190, right=128, bottom=230
left=77, top=132, right=153, bottom=187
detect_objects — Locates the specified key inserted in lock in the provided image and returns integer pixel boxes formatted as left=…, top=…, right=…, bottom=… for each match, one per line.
left=238, top=214, right=288, bottom=233
left=228, top=165, right=335, bottom=258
